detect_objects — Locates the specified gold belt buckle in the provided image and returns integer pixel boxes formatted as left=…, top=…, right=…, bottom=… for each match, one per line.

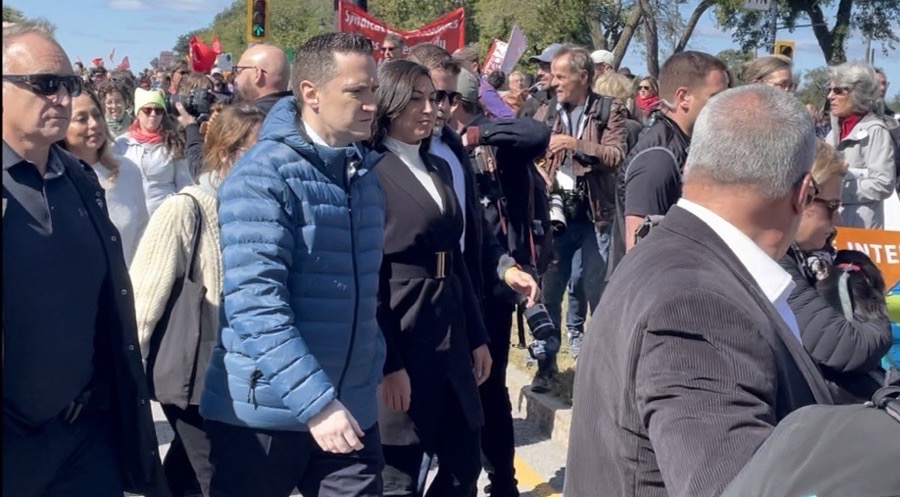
left=436, top=251, right=447, bottom=279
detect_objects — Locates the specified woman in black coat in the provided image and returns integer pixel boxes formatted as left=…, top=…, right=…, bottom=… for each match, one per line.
left=372, top=60, right=491, bottom=497
left=779, top=141, right=892, bottom=401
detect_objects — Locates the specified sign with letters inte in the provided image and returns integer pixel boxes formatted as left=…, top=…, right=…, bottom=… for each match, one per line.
left=336, top=0, right=465, bottom=62
left=833, top=227, right=900, bottom=286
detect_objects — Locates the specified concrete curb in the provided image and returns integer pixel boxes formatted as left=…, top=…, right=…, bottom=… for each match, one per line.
left=506, top=363, right=572, bottom=453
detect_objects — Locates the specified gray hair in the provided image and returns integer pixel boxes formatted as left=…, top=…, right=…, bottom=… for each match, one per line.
left=684, top=84, right=815, bottom=200
left=2, top=19, right=57, bottom=72
left=828, top=62, right=879, bottom=115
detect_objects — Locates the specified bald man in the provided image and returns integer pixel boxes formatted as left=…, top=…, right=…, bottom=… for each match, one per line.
left=234, top=43, right=291, bottom=116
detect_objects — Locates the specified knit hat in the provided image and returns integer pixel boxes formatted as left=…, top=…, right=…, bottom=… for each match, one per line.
left=134, top=88, right=166, bottom=115
left=457, top=69, right=480, bottom=104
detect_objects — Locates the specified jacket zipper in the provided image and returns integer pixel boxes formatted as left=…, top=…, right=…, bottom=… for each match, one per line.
left=335, top=159, right=361, bottom=398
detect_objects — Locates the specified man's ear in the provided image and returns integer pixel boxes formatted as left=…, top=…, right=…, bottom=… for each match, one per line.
left=674, top=86, right=690, bottom=112
left=299, top=80, right=319, bottom=112
left=792, top=173, right=814, bottom=214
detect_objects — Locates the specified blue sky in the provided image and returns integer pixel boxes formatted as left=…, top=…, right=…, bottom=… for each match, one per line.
left=13, top=0, right=899, bottom=100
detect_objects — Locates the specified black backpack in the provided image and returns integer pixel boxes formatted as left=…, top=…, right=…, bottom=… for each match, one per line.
left=720, top=387, right=900, bottom=497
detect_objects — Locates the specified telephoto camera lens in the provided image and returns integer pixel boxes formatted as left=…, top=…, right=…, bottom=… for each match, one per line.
left=549, top=193, right=567, bottom=233
left=523, top=303, right=556, bottom=341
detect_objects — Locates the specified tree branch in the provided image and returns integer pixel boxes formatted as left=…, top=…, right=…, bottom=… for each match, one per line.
left=675, top=0, right=713, bottom=53
left=612, top=3, right=643, bottom=67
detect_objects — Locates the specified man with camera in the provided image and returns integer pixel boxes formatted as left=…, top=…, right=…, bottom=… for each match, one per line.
left=530, top=45, right=627, bottom=391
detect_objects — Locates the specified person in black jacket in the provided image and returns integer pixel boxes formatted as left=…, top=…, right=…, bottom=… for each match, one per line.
left=2, top=20, right=167, bottom=496
left=451, top=71, right=551, bottom=497
left=779, top=140, right=892, bottom=402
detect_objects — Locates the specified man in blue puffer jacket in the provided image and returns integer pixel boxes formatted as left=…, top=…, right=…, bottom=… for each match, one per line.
left=200, top=33, right=386, bottom=497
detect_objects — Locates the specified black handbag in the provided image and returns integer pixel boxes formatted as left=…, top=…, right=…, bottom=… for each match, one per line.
left=145, top=193, right=207, bottom=409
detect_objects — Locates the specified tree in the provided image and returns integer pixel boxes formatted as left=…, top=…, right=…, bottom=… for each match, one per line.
left=794, top=66, right=830, bottom=109
left=629, top=0, right=716, bottom=77
left=714, top=0, right=900, bottom=65
left=2, top=5, right=26, bottom=23
left=890, top=94, right=900, bottom=115
left=715, top=48, right=754, bottom=84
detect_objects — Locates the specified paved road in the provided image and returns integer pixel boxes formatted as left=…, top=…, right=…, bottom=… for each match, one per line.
left=152, top=394, right=567, bottom=496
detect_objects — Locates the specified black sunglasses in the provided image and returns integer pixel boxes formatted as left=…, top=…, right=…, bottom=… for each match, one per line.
left=435, top=90, right=462, bottom=105
left=2, top=74, right=83, bottom=97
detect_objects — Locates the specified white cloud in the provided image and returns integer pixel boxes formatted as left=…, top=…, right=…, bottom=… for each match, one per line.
left=107, top=0, right=147, bottom=9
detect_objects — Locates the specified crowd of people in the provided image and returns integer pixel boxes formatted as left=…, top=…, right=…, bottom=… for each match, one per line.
left=2, top=15, right=899, bottom=497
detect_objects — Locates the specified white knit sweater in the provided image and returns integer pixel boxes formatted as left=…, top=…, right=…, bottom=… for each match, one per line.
left=92, top=155, right=149, bottom=267
left=130, top=183, right=222, bottom=356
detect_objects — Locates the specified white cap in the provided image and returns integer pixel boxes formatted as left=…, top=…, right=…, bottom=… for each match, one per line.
left=211, top=67, right=223, bottom=75
left=590, top=50, right=615, bottom=67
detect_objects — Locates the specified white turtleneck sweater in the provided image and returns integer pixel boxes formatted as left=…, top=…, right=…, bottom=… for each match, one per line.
left=92, top=155, right=149, bottom=267
left=383, top=136, right=443, bottom=213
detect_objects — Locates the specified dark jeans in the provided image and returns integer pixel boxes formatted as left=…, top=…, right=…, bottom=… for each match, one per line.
left=162, top=404, right=213, bottom=497
left=476, top=299, right=518, bottom=496
left=206, top=420, right=383, bottom=497
left=541, top=221, right=610, bottom=360
left=3, top=411, right=122, bottom=497
left=383, top=386, right=482, bottom=497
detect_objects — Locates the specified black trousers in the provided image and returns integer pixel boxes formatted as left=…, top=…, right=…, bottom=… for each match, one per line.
left=383, top=385, right=482, bottom=497
left=162, top=404, right=213, bottom=497
left=477, top=299, right=518, bottom=496
left=205, top=420, right=383, bottom=497
left=2, top=411, right=122, bottom=497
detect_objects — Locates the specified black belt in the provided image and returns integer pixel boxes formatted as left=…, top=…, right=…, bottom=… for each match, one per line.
left=387, top=251, right=453, bottom=280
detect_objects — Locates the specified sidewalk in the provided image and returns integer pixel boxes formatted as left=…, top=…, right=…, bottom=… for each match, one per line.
left=506, top=363, right=572, bottom=453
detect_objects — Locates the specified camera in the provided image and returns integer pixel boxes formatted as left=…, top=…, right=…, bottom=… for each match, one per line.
left=167, top=87, right=233, bottom=120
left=549, top=193, right=567, bottom=233
left=519, top=296, right=560, bottom=361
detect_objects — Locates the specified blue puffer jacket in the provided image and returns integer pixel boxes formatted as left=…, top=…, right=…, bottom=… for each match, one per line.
left=200, top=97, right=386, bottom=431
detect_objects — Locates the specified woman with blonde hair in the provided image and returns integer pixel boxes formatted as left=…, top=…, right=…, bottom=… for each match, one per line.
left=779, top=140, right=891, bottom=402
left=130, top=104, right=265, bottom=496
left=58, top=87, right=148, bottom=265
left=741, top=55, right=794, bottom=91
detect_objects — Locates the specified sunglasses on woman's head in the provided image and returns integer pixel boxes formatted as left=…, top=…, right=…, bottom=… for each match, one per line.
left=2, top=74, right=83, bottom=97
left=140, top=107, right=165, bottom=116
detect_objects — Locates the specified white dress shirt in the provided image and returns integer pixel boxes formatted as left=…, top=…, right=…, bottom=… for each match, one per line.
left=677, top=199, right=802, bottom=343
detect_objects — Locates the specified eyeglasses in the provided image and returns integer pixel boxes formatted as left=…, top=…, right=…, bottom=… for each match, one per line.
left=638, top=85, right=651, bottom=91
left=805, top=177, right=820, bottom=205
left=434, top=90, right=462, bottom=105
left=812, top=197, right=842, bottom=216
left=140, top=106, right=165, bottom=116
left=765, top=79, right=795, bottom=92
left=234, top=65, right=264, bottom=75
left=828, top=86, right=851, bottom=96
left=381, top=46, right=398, bottom=52
left=2, top=74, right=83, bottom=97
left=176, top=70, right=191, bottom=76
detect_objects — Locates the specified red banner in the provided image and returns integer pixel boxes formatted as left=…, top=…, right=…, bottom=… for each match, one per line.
left=337, top=1, right=465, bottom=61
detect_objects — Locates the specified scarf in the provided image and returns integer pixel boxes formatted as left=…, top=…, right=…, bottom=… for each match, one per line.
left=128, top=120, right=162, bottom=145
left=106, top=111, right=133, bottom=136
left=839, top=114, right=863, bottom=140
left=634, top=94, right=660, bottom=116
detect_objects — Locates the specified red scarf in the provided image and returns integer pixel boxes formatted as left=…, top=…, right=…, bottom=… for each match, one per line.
left=635, top=94, right=660, bottom=115
left=839, top=114, right=863, bottom=140
left=128, top=120, right=162, bottom=145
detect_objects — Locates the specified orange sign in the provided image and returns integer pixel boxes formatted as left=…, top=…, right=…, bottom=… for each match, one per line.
left=833, top=227, right=900, bottom=286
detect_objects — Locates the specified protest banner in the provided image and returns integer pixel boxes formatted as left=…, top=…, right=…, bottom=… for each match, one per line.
left=833, top=226, right=900, bottom=286
left=337, top=1, right=465, bottom=61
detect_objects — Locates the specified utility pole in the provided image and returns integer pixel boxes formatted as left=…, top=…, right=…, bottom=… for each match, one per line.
left=767, top=0, right=777, bottom=54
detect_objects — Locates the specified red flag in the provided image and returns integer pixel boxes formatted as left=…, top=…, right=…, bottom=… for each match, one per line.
left=91, top=57, right=104, bottom=67
left=188, top=35, right=218, bottom=73
left=117, top=56, right=130, bottom=71
left=211, top=34, right=222, bottom=54
left=109, top=47, right=116, bottom=62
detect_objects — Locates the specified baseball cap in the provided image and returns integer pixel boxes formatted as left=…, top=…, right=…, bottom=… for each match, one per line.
left=457, top=69, right=480, bottom=104
left=618, top=67, right=636, bottom=79
left=528, top=43, right=563, bottom=64
left=211, top=67, right=223, bottom=76
left=590, top=50, right=615, bottom=67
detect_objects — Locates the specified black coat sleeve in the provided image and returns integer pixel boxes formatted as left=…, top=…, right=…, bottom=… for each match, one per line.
left=477, top=118, right=551, bottom=162
left=779, top=256, right=892, bottom=373
left=184, top=123, right=204, bottom=179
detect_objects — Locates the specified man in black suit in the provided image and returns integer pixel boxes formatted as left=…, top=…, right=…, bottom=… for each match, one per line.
left=564, top=85, right=834, bottom=497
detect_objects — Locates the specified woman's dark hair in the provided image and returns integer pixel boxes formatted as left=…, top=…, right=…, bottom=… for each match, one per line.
left=371, top=59, right=434, bottom=149
left=98, top=79, right=133, bottom=111
left=56, top=86, right=120, bottom=180
left=487, top=70, right=506, bottom=90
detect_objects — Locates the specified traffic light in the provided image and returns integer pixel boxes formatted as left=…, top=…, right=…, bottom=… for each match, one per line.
left=246, top=0, right=268, bottom=43
left=774, top=40, right=795, bottom=59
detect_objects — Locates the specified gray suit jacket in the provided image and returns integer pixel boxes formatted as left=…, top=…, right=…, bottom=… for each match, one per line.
left=563, top=206, right=833, bottom=497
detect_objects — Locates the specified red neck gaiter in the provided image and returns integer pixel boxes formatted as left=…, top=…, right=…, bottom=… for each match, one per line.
left=128, top=120, right=163, bottom=145
left=839, top=114, right=863, bottom=140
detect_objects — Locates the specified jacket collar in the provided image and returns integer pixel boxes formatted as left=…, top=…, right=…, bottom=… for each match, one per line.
left=259, top=96, right=369, bottom=185
left=660, top=205, right=834, bottom=404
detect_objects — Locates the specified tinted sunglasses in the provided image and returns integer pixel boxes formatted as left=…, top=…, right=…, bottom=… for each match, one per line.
left=828, top=86, right=850, bottom=96
left=2, top=74, right=83, bottom=97
left=638, top=85, right=651, bottom=90
left=812, top=197, right=842, bottom=216
left=140, top=106, right=165, bottom=116
left=435, top=90, right=462, bottom=105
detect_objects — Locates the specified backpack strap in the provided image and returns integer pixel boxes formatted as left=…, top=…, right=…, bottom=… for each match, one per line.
left=871, top=386, right=900, bottom=423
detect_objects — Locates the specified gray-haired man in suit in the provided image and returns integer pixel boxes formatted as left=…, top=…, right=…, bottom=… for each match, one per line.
left=564, top=84, right=834, bottom=497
